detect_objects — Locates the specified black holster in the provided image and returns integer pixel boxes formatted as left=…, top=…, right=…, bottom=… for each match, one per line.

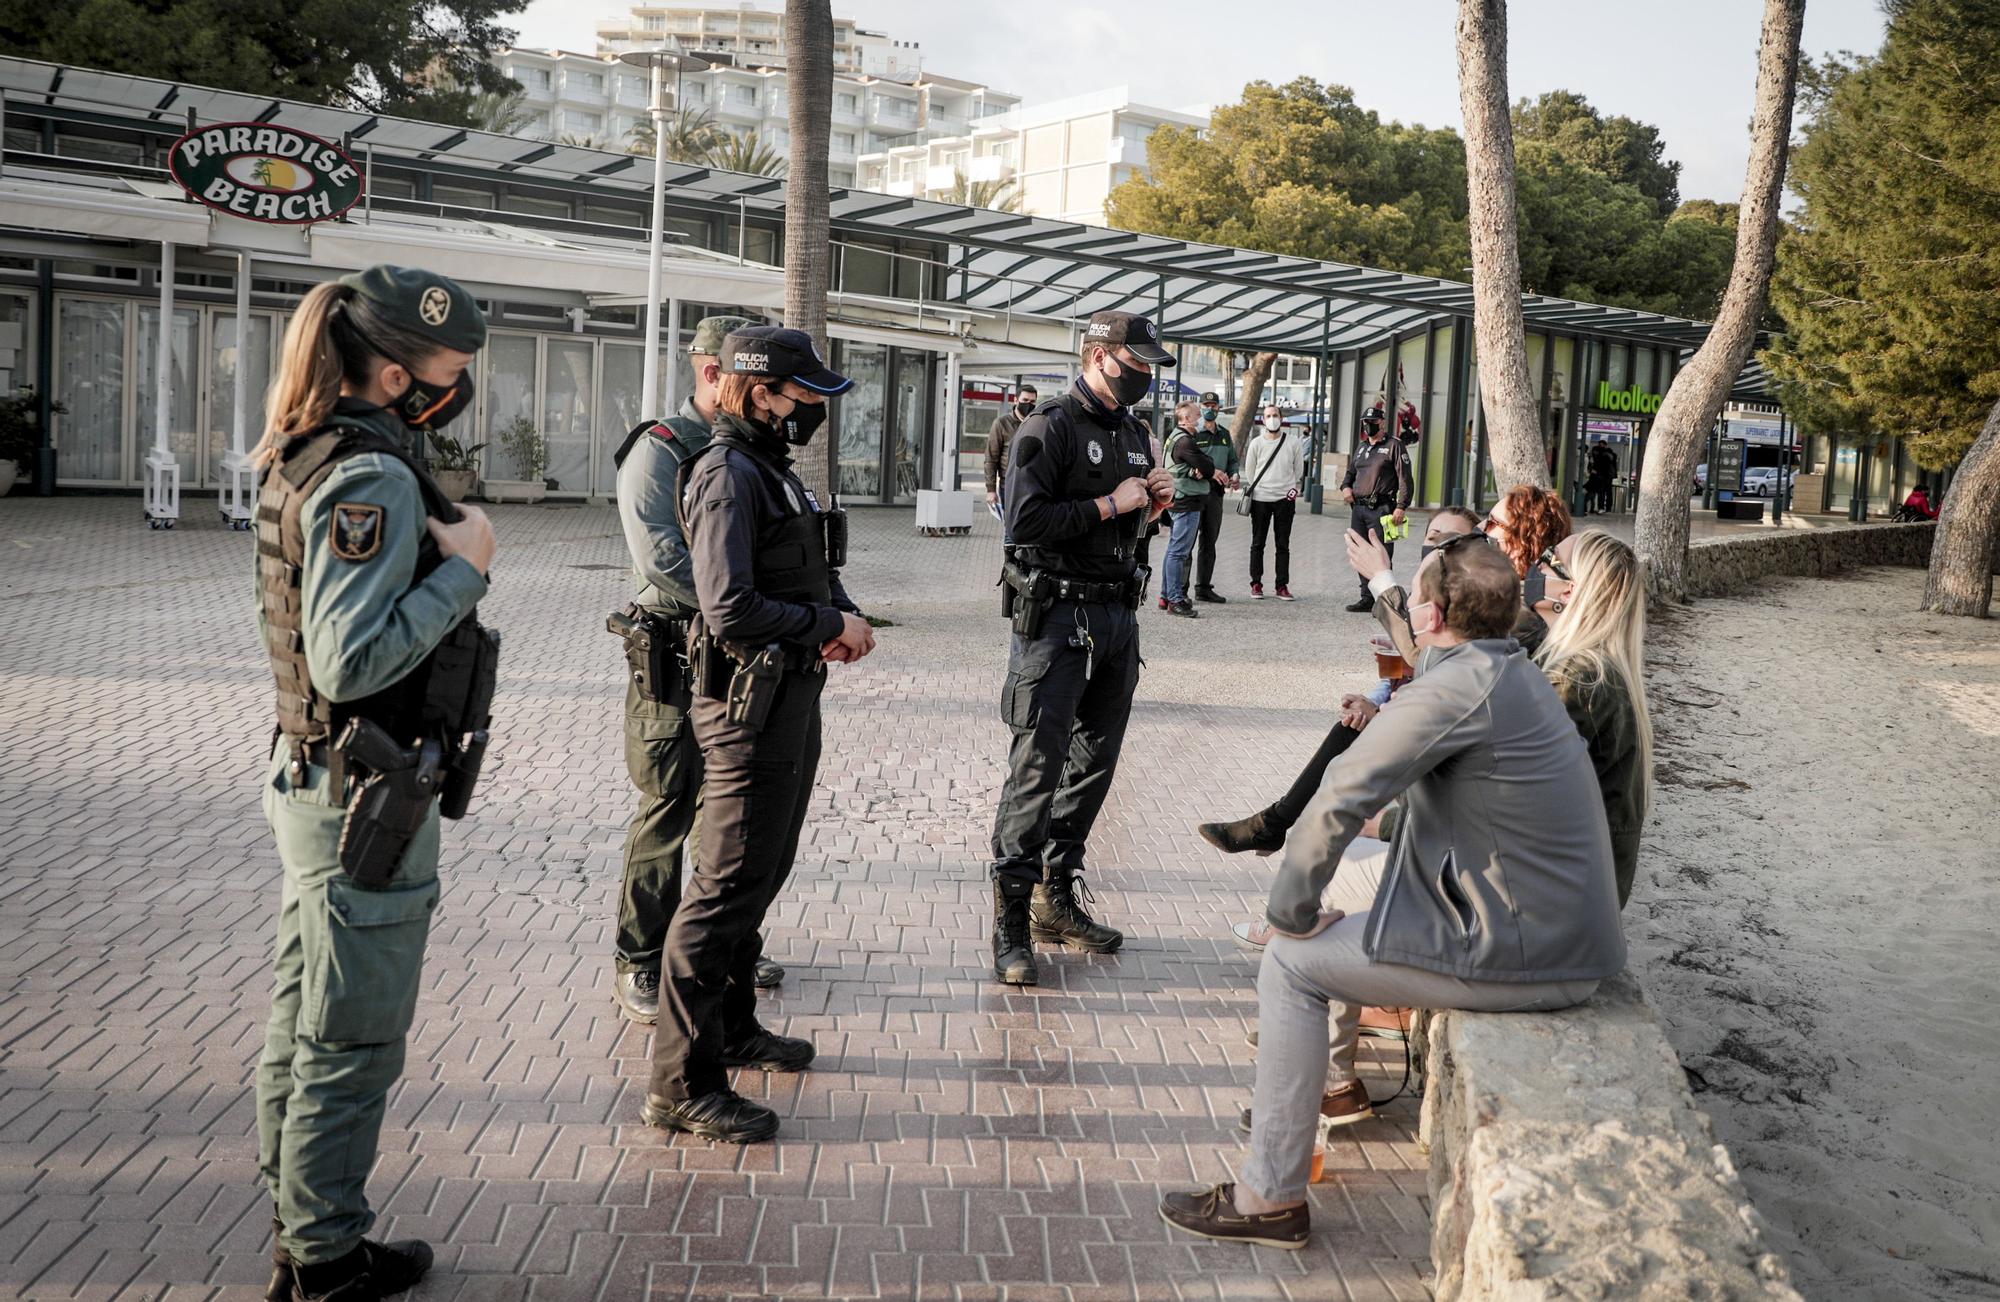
left=822, top=508, right=849, bottom=569
left=1002, top=561, right=1054, bottom=640
left=607, top=603, right=692, bottom=709
left=334, top=717, right=443, bottom=888
left=723, top=643, right=785, bottom=731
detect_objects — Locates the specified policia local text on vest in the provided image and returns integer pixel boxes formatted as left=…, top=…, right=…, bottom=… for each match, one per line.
left=989, top=311, right=1178, bottom=988
left=252, top=265, right=500, bottom=1302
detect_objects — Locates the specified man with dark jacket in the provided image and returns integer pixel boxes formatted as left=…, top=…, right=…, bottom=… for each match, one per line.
left=1160, top=538, right=1622, bottom=1250
left=1190, top=392, right=1240, bottom=603
left=1338, top=414, right=1411, bottom=612
left=983, top=384, right=1038, bottom=512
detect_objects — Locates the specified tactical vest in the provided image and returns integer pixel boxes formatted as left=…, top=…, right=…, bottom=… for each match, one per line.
left=1013, top=393, right=1150, bottom=573
left=1195, top=430, right=1237, bottom=478
left=255, top=424, right=458, bottom=745
left=616, top=415, right=711, bottom=616
left=681, top=433, right=832, bottom=607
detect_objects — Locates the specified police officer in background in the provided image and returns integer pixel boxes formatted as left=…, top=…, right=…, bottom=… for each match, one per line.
left=644, top=326, right=876, bottom=1144
left=1339, top=408, right=1412, bottom=612
left=990, top=310, right=1176, bottom=986
left=251, top=266, right=501, bottom=1301
left=1190, top=391, right=1240, bottom=603
left=607, top=314, right=786, bottom=1027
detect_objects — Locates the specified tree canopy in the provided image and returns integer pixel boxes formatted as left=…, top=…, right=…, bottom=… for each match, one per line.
left=1106, top=79, right=1734, bottom=321
left=0, top=0, right=525, bottom=126
left=1762, top=0, right=2000, bottom=469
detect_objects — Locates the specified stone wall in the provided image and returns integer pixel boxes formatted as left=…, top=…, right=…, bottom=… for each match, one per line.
left=1684, top=521, right=1935, bottom=597
left=1421, top=973, right=1802, bottom=1300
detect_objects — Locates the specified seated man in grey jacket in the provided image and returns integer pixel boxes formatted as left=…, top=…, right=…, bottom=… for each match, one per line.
left=1161, top=535, right=1626, bottom=1249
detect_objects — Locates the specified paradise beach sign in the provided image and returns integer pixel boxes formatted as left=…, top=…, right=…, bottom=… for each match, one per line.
left=168, top=123, right=363, bottom=224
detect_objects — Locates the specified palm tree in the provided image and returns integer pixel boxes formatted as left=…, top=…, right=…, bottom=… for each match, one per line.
left=626, top=107, right=724, bottom=163
left=704, top=131, right=788, bottom=177
left=784, top=0, right=837, bottom=499
left=557, top=132, right=611, bottom=150
left=470, top=89, right=534, bottom=136
left=943, top=169, right=1023, bottom=212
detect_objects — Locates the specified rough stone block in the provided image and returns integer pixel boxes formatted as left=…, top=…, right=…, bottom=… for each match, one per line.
left=1422, top=973, right=1801, bottom=1301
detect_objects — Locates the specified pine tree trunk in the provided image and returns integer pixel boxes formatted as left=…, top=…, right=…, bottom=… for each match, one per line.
left=1455, top=0, right=1547, bottom=492
left=1230, top=351, right=1278, bottom=459
left=1633, top=0, right=1806, bottom=601
left=783, top=0, right=835, bottom=500
left=1923, top=400, right=2000, bottom=615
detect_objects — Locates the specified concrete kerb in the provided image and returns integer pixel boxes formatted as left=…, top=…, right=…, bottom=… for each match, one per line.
left=1419, top=973, right=1804, bottom=1300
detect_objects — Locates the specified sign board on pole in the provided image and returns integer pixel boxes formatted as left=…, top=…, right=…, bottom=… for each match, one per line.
left=168, top=122, right=364, bottom=224
left=1715, top=437, right=1748, bottom=495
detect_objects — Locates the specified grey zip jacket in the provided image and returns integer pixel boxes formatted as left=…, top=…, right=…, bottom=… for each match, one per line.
left=1268, top=638, right=1626, bottom=983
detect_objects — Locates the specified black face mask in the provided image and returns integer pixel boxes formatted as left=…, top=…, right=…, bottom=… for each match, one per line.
left=1098, top=354, right=1153, bottom=408
left=1420, top=544, right=1438, bottom=562
left=1015, top=400, right=1035, bottom=417
left=387, top=367, right=475, bottom=432
left=764, top=391, right=827, bottom=446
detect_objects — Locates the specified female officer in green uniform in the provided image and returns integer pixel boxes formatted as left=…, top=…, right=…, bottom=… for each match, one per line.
left=251, top=265, right=497, bottom=1302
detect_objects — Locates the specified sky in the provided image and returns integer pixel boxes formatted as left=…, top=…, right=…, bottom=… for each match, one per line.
left=507, top=0, right=1890, bottom=203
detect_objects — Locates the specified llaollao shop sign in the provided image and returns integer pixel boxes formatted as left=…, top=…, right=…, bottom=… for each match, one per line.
left=168, top=122, right=363, bottom=224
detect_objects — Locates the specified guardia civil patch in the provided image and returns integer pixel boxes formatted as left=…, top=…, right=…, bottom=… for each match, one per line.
left=330, top=503, right=385, bottom=561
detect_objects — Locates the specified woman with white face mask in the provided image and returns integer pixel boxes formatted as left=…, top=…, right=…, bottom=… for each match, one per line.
left=1240, top=405, right=1308, bottom=600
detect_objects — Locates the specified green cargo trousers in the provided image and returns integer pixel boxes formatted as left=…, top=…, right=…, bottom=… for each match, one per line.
left=255, top=743, right=440, bottom=1266
left=618, top=678, right=703, bottom=973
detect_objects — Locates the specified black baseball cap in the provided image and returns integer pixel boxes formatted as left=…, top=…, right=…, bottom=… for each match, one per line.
left=718, top=325, right=855, bottom=395
left=1081, top=310, right=1176, bottom=366
left=1200, top=391, right=1220, bottom=404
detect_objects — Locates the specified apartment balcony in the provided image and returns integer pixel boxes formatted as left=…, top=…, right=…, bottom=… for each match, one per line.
left=877, top=177, right=920, bottom=197
left=963, top=153, right=1008, bottom=183
left=925, top=114, right=970, bottom=138
left=868, top=105, right=923, bottom=134
left=713, top=96, right=766, bottom=124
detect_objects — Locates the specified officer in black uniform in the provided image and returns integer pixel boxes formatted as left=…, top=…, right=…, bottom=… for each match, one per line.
left=1338, top=411, right=1412, bottom=611
left=606, top=313, right=785, bottom=1028
left=643, top=326, right=876, bottom=1144
left=989, top=310, right=1176, bottom=987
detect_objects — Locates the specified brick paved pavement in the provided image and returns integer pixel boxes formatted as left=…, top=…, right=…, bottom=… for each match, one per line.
left=0, top=495, right=1430, bottom=1301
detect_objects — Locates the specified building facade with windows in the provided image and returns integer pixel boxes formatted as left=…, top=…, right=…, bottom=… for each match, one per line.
left=856, top=88, right=1208, bottom=225
left=493, top=47, right=1018, bottom=191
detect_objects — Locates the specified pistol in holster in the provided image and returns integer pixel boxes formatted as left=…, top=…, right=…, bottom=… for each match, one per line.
left=1127, top=564, right=1152, bottom=610
left=723, top=642, right=785, bottom=731
left=425, top=615, right=500, bottom=820
left=334, top=717, right=444, bottom=888
left=1001, top=561, right=1054, bottom=640
left=607, top=603, right=692, bottom=709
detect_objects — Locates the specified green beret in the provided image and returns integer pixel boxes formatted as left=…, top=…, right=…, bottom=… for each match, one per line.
left=689, top=314, right=757, bottom=357
left=339, top=264, right=487, bottom=353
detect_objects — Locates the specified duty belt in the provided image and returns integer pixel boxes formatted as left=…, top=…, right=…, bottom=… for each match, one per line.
left=1045, top=574, right=1138, bottom=605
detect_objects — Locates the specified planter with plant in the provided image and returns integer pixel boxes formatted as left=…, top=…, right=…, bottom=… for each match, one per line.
left=424, top=429, right=486, bottom=503
left=0, top=388, right=59, bottom=498
left=482, top=416, right=549, bottom=503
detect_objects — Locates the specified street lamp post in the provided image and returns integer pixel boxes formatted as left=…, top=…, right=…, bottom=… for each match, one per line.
left=618, top=45, right=719, bottom=421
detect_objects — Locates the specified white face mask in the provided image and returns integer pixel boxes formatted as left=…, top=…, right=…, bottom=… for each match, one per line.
left=1263, top=416, right=1282, bottom=431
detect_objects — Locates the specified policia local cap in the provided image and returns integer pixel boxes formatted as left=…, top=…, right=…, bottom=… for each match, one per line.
left=689, top=314, right=757, bottom=357
left=338, top=265, right=487, bottom=353
left=1082, top=310, right=1176, bottom=367
left=719, top=326, right=856, bottom=395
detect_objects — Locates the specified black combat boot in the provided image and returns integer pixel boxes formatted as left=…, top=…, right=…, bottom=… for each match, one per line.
left=612, top=969, right=660, bottom=1025
left=267, top=1217, right=290, bottom=1302
left=1031, top=868, right=1124, bottom=953
left=289, top=1238, right=433, bottom=1302
left=992, top=879, right=1038, bottom=986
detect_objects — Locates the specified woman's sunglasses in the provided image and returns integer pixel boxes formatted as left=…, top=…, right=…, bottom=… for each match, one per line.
left=1538, top=546, right=1572, bottom=582
left=1431, top=530, right=1497, bottom=558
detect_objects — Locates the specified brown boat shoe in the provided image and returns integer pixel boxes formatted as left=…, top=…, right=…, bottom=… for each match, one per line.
left=1160, top=1182, right=1309, bottom=1249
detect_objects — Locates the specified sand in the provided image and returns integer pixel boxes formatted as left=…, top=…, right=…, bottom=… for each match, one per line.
left=1632, top=565, right=2000, bottom=1301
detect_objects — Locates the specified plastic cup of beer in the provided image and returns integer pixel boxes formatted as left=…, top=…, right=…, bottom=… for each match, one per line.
left=1310, top=1135, right=1327, bottom=1183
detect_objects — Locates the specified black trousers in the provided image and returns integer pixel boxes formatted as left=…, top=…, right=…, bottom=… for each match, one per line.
left=1268, top=721, right=1362, bottom=831
left=990, top=599, right=1141, bottom=886
left=1195, top=490, right=1226, bottom=591
left=1248, top=498, right=1295, bottom=587
left=651, top=667, right=825, bottom=1101
left=1349, top=501, right=1394, bottom=599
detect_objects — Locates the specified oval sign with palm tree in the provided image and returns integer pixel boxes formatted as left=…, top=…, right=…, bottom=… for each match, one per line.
left=168, top=121, right=364, bottom=224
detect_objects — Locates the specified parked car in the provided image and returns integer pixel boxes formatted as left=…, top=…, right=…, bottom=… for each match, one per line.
left=1692, top=463, right=1707, bottom=495
left=1741, top=466, right=1790, bottom=497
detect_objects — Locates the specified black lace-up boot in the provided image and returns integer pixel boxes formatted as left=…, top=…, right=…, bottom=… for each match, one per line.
left=1030, top=867, right=1124, bottom=953
left=992, top=879, right=1038, bottom=985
